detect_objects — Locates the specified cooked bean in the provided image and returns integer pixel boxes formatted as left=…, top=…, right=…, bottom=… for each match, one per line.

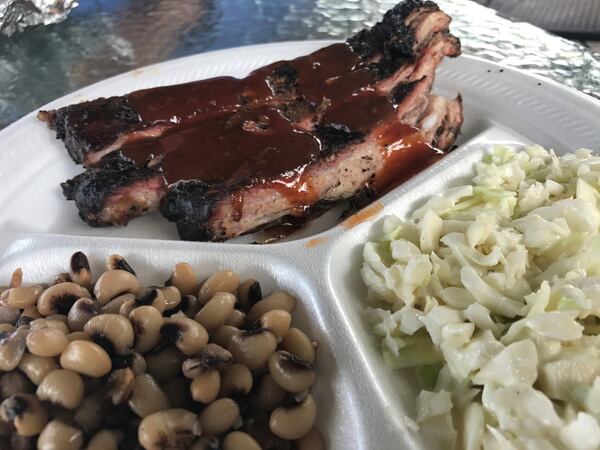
left=182, top=344, right=232, bottom=378
left=195, top=292, right=236, bottom=331
left=268, top=351, right=315, bottom=394
left=37, top=420, right=83, bottom=450
left=247, top=291, right=296, bottom=324
left=0, top=323, right=14, bottom=333
left=128, top=373, right=170, bottom=418
left=161, top=315, right=208, bottom=356
left=19, top=307, right=41, bottom=322
left=101, top=293, right=135, bottom=314
left=0, top=394, right=47, bottom=436
left=160, top=286, right=182, bottom=310
left=226, top=309, right=247, bottom=328
left=212, top=325, right=241, bottom=349
left=86, top=430, right=122, bottom=450
left=198, top=271, right=240, bottom=304
left=237, top=279, right=263, bottom=312
left=1, top=286, right=43, bottom=309
left=161, top=377, right=188, bottom=409
left=134, top=288, right=165, bottom=314
left=190, top=370, right=220, bottom=404
left=0, top=326, right=28, bottom=371
left=60, top=340, right=111, bottom=377
left=69, top=252, right=92, bottom=287
left=258, top=310, right=291, bottom=341
left=9, top=268, right=23, bottom=289
left=0, top=305, right=21, bottom=327
left=129, top=306, right=164, bottom=354
left=190, top=436, right=220, bottom=450
left=30, top=318, right=69, bottom=335
left=279, top=328, right=316, bottom=364
left=84, top=314, right=134, bottom=354
left=145, top=346, right=184, bottom=383
left=138, top=409, right=200, bottom=450
left=167, top=263, right=197, bottom=296
left=105, top=368, right=135, bottom=405
left=106, top=254, right=136, bottom=276
left=26, top=326, right=68, bottom=357
left=173, top=294, right=200, bottom=318
left=0, top=371, right=34, bottom=397
left=111, top=351, right=147, bottom=375
left=296, top=427, right=325, bottom=450
left=36, top=369, right=84, bottom=410
left=228, top=329, right=277, bottom=370
left=38, top=283, right=90, bottom=316
left=66, top=332, right=91, bottom=342
left=199, top=398, right=240, bottom=435
left=269, top=394, right=316, bottom=440
left=65, top=298, right=97, bottom=332
left=223, top=431, right=261, bottom=450
left=251, top=374, right=285, bottom=412
left=73, top=394, right=104, bottom=434
left=18, top=353, right=58, bottom=385
left=93, top=270, right=140, bottom=305
left=220, top=363, right=253, bottom=397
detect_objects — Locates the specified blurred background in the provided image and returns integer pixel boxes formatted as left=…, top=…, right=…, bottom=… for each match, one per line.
left=1, top=0, right=599, bottom=130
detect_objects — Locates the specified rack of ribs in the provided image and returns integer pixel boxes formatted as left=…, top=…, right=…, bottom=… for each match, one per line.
left=39, top=0, right=463, bottom=241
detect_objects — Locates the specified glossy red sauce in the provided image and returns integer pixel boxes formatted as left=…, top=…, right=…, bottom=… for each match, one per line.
left=121, top=41, right=442, bottom=215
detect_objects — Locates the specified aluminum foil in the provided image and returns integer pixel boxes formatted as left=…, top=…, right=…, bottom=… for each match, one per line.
left=0, top=0, right=599, bottom=130
left=0, top=0, right=78, bottom=37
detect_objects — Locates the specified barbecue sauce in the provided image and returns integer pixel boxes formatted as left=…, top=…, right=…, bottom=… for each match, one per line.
left=120, top=42, right=442, bottom=223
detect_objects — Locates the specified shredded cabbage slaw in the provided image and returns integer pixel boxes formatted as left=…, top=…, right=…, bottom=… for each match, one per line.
left=361, top=145, right=600, bottom=450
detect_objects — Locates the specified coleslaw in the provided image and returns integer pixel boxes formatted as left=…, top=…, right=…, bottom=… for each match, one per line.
left=361, top=145, right=600, bottom=450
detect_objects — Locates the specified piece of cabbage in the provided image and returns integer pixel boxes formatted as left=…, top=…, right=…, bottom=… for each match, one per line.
left=361, top=145, right=600, bottom=449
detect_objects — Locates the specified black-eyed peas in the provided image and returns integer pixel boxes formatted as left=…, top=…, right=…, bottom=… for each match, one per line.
left=129, top=306, right=163, bottom=354
left=195, top=292, right=236, bottom=331
left=160, top=315, right=208, bottom=356
left=36, top=369, right=84, bottom=410
left=83, top=313, right=134, bottom=354
left=138, top=409, right=200, bottom=450
left=269, top=394, right=317, bottom=440
left=69, top=252, right=92, bottom=287
left=25, top=326, right=68, bottom=357
left=18, top=353, right=58, bottom=385
left=237, top=278, right=263, bottom=312
left=60, top=340, right=112, bottom=377
left=166, top=263, right=197, bottom=296
left=223, top=431, right=262, bottom=450
left=37, top=419, right=83, bottom=450
left=268, top=351, right=316, bottom=394
left=198, top=398, right=240, bottom=435
left=93, top=270, right=140, bottom=305
left=190, top=370, right=220, bottom=404
left=198, top=271, right=240, bottom=304
left=67, top=298, right=99, bottom=332
left=37, top=283, right=90, bottom=316
left=227, top=328, right=277, bottom=370
left=247, top=291, right=296, bottom=323
left=106, top=254, right=136, bottom=276
left=128, top=374, right=170, bottom=418
left=0, top=254, right=324, bottom=448
left=0, top=394, right=48, bottom=436
left=296, top=427, right=326, bottom=450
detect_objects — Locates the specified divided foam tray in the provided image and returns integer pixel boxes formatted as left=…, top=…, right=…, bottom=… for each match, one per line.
left=2, top=41, right=600, bottom=449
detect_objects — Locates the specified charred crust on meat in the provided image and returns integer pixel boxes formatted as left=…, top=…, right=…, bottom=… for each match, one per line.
left=314, top=123, right=365, bottom=156
left=390, top=77, right=425, bottom=105
left=268, top=63, right=300, bottom=95
left=347, top=0, right=438, bottom=78
left=160, top=181, right=220, bottom=241
left=61, top=155, right=163, bottom=227
left=39, top=97, right=142, bottom=164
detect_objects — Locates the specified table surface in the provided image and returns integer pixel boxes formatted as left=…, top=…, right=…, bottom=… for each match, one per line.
left=1, top=0, right=599, bottom=131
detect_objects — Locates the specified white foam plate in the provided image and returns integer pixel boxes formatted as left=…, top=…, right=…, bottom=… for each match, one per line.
left=1, top=41, right=600, bottom=449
